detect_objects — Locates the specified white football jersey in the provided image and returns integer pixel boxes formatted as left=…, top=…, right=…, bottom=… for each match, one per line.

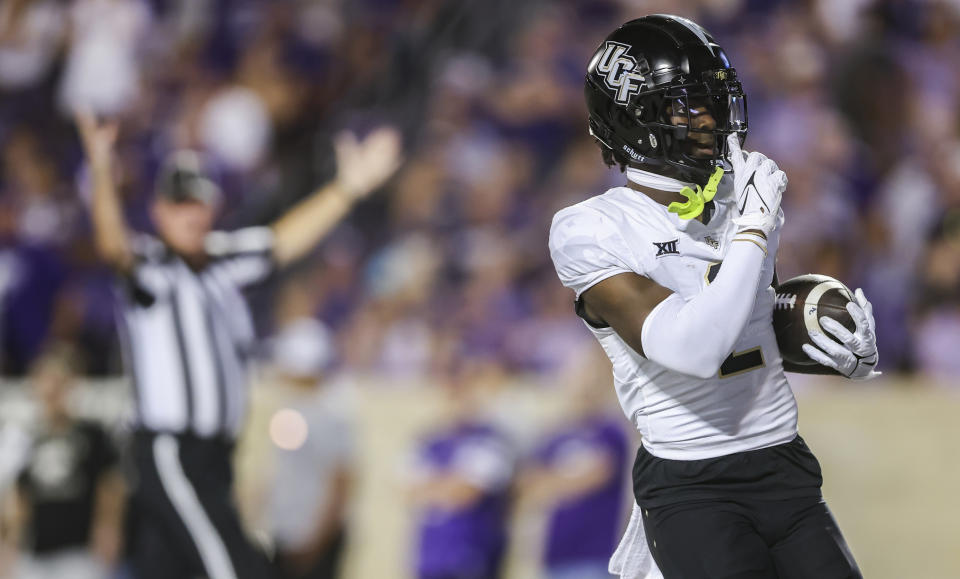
left=549, top=179, right=798, bottom=460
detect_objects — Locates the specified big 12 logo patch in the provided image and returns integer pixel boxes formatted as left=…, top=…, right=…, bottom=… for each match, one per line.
left=593, top=41, right=650, bottom=104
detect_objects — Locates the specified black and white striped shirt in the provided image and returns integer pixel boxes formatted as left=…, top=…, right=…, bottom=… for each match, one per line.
left=116, top=227, right=275, bottom=439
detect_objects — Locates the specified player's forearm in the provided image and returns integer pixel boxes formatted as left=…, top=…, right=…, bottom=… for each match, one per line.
left=91, top=470, right=125, bottom=564
left=92, top=470, right=125, bottom=529
left=641, top=236, right=767, bottom=379
left=1, top=490, right=27, bottom=549
left=89, top=161, right=133, bottom=270
left=524, top=461, right=613, bottom=504
left=411, top=476, right=484, bottom=510
left=270, top=183, right=354, bottom=268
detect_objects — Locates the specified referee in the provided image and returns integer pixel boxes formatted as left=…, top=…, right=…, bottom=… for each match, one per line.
left=75, top=112, right=401, bottom=579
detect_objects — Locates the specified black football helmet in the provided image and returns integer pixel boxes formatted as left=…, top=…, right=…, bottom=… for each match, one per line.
left=585, top=14, right=747, bottom=183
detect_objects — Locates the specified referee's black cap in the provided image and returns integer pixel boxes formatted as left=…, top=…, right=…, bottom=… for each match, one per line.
left=155, top=150, right=222, bottom=206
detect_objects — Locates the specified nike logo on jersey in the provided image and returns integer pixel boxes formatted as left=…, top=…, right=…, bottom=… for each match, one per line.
left=654, top=239, right=680, bottom=257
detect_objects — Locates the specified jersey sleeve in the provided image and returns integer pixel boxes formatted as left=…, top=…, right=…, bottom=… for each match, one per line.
left=205, top=226, right=276, bottom=289
left=548, top=204, right=638, bottom=299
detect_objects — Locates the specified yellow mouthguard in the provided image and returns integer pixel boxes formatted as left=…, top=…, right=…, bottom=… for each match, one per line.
left=668, top=167, right=725, bottom=220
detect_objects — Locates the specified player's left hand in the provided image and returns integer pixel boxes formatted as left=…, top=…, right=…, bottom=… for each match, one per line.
left=802, top=288, right=880, bottom=380
left=726, top=133, right=788, bottom=236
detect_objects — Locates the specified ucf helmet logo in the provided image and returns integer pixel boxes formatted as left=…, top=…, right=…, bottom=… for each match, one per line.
left=594, top=41, right=649, bottom=104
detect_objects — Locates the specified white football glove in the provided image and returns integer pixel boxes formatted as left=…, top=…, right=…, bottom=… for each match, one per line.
left=802, top=288, right=881, bottom=380
left=726, top=133, right=788, bottom=236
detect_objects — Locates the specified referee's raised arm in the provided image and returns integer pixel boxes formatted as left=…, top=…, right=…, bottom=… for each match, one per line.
left=75, top=111, right=133, bottom=274
left=269, top=128, right=403, bottom=268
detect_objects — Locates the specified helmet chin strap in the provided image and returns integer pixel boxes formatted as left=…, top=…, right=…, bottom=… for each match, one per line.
left=667, top=167, right=724, bottom=220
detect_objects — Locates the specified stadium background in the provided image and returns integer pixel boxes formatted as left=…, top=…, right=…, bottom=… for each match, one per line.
left=0, top=0, right=958, bottom=577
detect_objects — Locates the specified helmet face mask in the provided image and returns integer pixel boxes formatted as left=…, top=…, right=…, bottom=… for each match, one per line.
left=584, top=15, right=749, bottom=184
left=652, top=74, right=748, bottom=174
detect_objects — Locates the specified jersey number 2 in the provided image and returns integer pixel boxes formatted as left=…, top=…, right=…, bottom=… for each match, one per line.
left=719, top=346, right=766, bottom=378
left=705, top=261, right=766, bottom=377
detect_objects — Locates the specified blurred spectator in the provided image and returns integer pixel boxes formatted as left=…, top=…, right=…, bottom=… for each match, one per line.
left=406, top=360, right=515, bottom=579
left=0, top=205, right=68, bottom=375
left=0, top=420, right=31, bottom=576
left=2, top=346, right=124, bottom=579
left=198, top=85, right=272, bottom=173
left=912, top=208, right=960, bottom=379
left=504, top=277, right=595, bottom=376
left=519, top=354, right=629, bottom=579
left=0, top=0, right=66, bottom=92
left=265, top=283, right=355, bottom=579
left=58, top=0, right=151, bottom=116
left=0, top=0, right=958, bottom=379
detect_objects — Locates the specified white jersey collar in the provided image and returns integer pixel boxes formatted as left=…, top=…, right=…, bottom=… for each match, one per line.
left=624, top=168, right=702, bottom=232
left=624, top=167, right=695, bottom=193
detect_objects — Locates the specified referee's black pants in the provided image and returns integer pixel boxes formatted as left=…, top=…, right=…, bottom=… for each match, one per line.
left=132, top=431, right=274, bottom=579
left=634, top=436, right=862, bottom=579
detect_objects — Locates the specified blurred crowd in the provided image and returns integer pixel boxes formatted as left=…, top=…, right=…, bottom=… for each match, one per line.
left=0, top=0, right=959, bottom=577
left=0, top=339, right=632, bottom=578
left=0, top=0, right=959, bottom=379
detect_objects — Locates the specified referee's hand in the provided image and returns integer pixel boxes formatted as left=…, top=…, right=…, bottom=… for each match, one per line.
left=333, top=128, right=403, bottom=199
left=75, top=110, right=119, bottom=171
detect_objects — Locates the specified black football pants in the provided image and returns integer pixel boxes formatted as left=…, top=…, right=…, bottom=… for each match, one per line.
left=634, top=437, right=861, bottom=579
left=640, top=495, right=861, bottom=579
left=132, top=431, right=274, bottom=579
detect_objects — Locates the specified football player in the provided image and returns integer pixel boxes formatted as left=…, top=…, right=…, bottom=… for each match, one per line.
left=548, top=15, right=878, bottom=579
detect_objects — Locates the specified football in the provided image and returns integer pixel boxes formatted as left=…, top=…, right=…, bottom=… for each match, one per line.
left=773, top=274, right=857, bottom=366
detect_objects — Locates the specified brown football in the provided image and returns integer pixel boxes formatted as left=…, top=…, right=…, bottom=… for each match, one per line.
left=773, top=274, right=857, bottom=366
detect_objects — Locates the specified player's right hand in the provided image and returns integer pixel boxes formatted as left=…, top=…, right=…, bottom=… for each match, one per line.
left=726, top=133, right=787, bottom=235
left=802, top=288, right=881, bottom=380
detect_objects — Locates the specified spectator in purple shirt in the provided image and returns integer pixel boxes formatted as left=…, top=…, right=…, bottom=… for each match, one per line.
left=406, top=359, right=515, bottom=579
left=520, top=369, right=629, bottom=579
